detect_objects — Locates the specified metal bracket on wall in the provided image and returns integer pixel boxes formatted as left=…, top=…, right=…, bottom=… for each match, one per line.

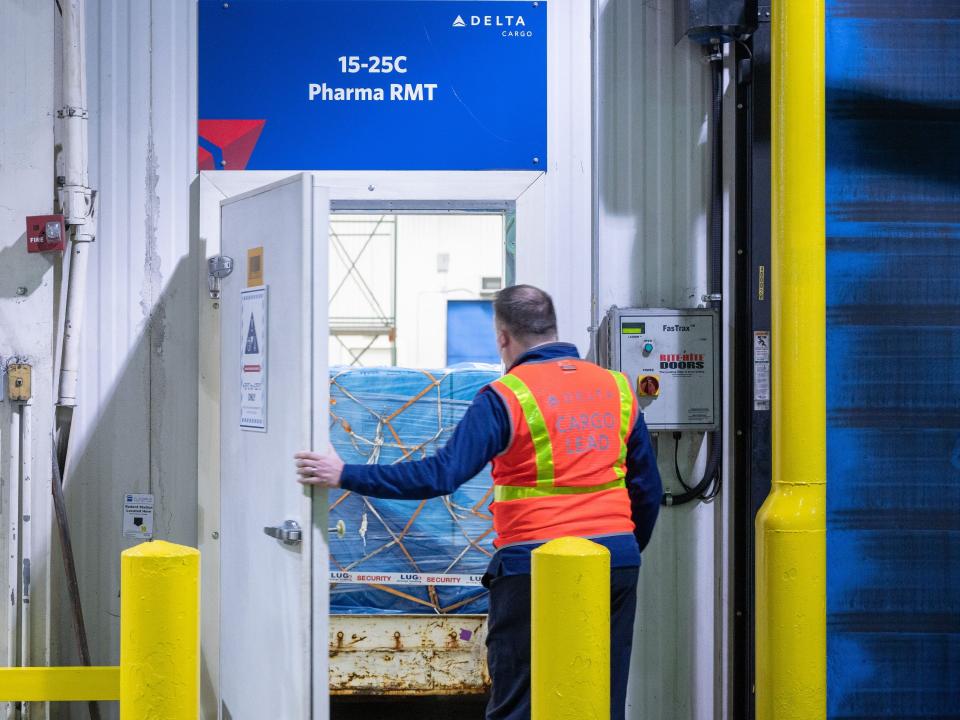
left=758, top=5, right=771, bottom=23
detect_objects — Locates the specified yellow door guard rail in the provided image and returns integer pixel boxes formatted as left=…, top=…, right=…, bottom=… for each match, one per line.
left=0, top=541, right=199, bottom=718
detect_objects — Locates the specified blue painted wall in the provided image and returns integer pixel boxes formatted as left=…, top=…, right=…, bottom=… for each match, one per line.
left=826, top=1, right=960, bottom=717
left=446, top=299, right=499, bottom=365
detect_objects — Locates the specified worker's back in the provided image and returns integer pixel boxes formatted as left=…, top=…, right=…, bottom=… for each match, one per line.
left=487, top=357, right=637, bottom=547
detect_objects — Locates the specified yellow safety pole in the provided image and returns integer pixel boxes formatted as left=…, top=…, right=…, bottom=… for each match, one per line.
left=531, top=537, right=609, bottom=720
left=120, top=540, right=200, bottom=719
left=755, top=0, right=826, bottom=718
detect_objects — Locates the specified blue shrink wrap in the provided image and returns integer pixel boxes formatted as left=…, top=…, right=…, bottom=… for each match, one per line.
left=328, top=365, right=499, bottom=614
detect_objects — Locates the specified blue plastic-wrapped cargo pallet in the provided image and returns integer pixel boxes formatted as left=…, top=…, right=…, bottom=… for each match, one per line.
left=328, top=365, right=499, bottom=615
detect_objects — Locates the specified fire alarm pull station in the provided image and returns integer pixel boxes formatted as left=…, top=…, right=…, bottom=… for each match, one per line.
left=605, top=307, right=719, bottom=431
left=26, top=214, right=66, bottom=254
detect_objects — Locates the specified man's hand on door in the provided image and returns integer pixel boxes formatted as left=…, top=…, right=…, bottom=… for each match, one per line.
left=294, top=447, right=344, bottom=488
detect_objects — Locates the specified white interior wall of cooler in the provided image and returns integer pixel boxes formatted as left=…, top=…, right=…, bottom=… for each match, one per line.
left=598, top=1, right=732, bottom=719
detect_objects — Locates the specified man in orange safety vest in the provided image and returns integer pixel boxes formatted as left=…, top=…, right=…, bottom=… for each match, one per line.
left=296, top=284, right=662, bottom=720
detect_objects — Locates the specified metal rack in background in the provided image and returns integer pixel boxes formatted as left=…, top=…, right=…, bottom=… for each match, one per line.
left=328, top=214, right=398, bottom=366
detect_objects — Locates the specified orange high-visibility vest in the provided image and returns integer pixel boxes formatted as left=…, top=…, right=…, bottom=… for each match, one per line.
left=488, top=357, right=637, bottom=548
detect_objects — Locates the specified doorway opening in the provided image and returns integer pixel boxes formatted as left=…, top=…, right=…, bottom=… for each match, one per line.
left=327, top=209, right=515, bottom=368
left=200, top=170, right=544, bottom=718
left=326, top=207, right=512, bottom=707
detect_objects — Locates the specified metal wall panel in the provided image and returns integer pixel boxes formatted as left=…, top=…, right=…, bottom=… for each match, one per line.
left=0, top=6, right=57, bottom=719
left=52, top=3, right=198, bottom=719
left=826, top=1, right=960, bottom=717
left=598, top=1, right=721, bottom=718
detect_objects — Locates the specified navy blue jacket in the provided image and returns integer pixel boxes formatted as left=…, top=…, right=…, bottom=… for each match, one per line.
left=340, top=342, right=663, bottom=576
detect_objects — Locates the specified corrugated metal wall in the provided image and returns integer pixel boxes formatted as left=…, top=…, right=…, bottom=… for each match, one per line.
left=826, top=1, right=960, bottom=717
left=53, top=4, right=197, bottom=719
left=598, top=2, right=723, bottom=719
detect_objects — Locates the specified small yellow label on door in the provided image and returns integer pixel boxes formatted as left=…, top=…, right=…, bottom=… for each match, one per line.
left=247, top=247, right=264, bottom=287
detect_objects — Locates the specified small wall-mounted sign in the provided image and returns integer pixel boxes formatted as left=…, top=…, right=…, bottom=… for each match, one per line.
left=247, top=246, right=264, bottom=287
left=123, top=493, right=154, bottom=540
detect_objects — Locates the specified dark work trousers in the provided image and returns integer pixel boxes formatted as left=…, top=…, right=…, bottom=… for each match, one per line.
left=485, top=566, right=640, bottom=720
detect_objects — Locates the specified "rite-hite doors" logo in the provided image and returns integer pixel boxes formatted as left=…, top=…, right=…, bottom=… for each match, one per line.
left=660, top=353, right=706, bottom=370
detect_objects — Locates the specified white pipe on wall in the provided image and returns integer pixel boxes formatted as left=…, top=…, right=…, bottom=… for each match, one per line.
left=57, top=0, right=94, bottom=410
left=5, top=408, right=20, bottom=720
left=58, top=244, right=91, bottom=408
left=18, top=403, right=32, bottom=720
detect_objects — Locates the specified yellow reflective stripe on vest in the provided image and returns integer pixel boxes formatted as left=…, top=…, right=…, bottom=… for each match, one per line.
left=494, top=477, right=625, bottom=502
left=610, top=370, right=633, bottom=481
left=497, top=373, right=555, bottom=489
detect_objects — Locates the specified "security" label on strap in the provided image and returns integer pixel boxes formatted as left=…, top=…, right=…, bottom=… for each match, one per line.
left=330, top=571, right=484, bottom=587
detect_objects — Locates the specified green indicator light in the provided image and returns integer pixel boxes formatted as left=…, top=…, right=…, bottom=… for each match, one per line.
left=621, top=322, right=646, bottom=335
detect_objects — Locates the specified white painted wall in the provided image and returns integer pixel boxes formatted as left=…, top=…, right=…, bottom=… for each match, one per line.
left=0, top=6, right=56, bottom=720
left=598, top=2, right=734, bottom=719
left=50, top=3, right=199, bottom=720
left=395, top=214, right=503, bottom=368
left=0, top=0, right=728, bottom=718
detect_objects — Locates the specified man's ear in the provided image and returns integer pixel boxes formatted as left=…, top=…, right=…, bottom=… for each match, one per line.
left=496, top=327, right=510, bottom=350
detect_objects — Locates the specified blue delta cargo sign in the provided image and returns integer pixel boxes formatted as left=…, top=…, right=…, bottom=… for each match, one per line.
left=198, top=1, right=547, bottom=171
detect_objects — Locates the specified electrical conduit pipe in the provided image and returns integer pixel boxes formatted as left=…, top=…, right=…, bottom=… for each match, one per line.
left=18, top=403, right=32, bottom=720
left=57, top=0, right=95, bottom=415
left=5, top=409, right=20, bottom=720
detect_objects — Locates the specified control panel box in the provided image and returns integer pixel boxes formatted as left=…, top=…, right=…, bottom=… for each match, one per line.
left=606, top=307, right=719, bottom=431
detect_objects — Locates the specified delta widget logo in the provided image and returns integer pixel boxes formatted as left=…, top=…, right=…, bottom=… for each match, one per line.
left=197, top=119, right=266, bottom=171
left=451, top=12, right=534, bottom=37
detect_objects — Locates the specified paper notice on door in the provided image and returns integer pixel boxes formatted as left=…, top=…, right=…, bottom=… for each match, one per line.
left=753, top=330, right=771, bottom=411
left=123, top=493, right=154, bottom=539
left=240, top=286, right=268, bottom=431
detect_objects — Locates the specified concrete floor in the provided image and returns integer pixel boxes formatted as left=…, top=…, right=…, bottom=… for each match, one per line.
left=332, top=695, right=489, bottom=719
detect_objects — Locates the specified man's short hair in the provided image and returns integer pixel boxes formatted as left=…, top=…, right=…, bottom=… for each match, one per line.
left=494, top=285, right=558, bottom=341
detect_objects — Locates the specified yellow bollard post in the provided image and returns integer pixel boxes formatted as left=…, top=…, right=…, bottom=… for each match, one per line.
left=755, top=0, right=826, bottom=718
left=120, top=540, right=200, bottom=720
left=531, top=537, right=609, bottom=720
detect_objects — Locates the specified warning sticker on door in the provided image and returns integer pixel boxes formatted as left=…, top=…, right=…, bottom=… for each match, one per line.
left=123, top=493, right=154, bottom=539
left=753, top=331, right=771, bottom=411
left=240, top=286, right=268, bottom=431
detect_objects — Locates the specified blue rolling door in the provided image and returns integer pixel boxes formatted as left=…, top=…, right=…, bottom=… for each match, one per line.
left=826, top=1, right=960, bottom=717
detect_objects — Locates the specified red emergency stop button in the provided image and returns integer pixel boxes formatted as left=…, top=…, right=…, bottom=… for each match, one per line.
left=637, top=375, right=660, bottom=397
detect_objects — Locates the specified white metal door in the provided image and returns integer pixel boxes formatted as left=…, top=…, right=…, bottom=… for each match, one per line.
left=219, top=173, right=329, bottom=719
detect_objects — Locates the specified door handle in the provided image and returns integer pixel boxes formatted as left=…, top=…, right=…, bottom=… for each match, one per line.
left=263, top=520, right=302, bottom=545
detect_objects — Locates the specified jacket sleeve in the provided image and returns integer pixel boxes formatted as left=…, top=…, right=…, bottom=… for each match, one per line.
left=625, top=411, right=662, bottom=553
left=339, top=388, right=510, bottom=500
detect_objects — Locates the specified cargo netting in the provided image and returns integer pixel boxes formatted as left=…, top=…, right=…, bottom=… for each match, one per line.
left=328, top=365, right=499, bottom=614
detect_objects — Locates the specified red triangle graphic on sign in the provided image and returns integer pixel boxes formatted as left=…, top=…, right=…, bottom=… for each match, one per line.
left=198, top=119, right=266, bottom=170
